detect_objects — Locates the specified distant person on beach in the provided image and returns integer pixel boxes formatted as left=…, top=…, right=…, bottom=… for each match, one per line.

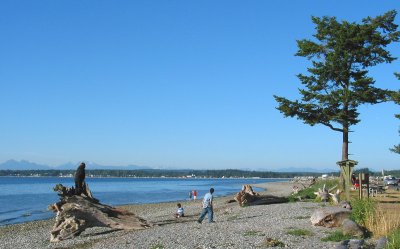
left=74, top=162, right=86, bottom=195
left=189, top=191, right=192, bottom=200
left=197, top=188, right=214, bottom=224
left=193, top=190, right=197, bottom=202
left=351, top=173, right=357, bottom=185
left=174, top=203, right=184, bottom=218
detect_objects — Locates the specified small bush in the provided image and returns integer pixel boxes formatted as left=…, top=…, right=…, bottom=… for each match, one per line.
left=289, top=178, right=339, bottom=202
left=261, top=238, right=285, bottom=247
left=350, top=198, right=376, bottom=226
left=150, top=244, right=164, bottom=249
left=321, top=230, right=352, bottom=242
left=288, top=187, right=317, bottom=202
left=386, top=228, right=400, bottom=249
left=286, top=229, right=313, bottom=236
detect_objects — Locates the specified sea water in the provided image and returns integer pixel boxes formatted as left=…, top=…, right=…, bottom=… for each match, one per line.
left=0, top=177, right=286, bottom=226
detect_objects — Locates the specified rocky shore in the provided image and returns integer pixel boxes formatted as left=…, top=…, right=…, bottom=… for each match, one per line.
left=0, top=181, right=339, bottom=249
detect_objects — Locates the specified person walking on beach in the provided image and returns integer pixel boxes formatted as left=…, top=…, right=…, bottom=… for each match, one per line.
left=189, top=191, right=192, bottom=200
left=197, top=188, right=214, bottom=224
left=193, top=190, right=197, bottom=202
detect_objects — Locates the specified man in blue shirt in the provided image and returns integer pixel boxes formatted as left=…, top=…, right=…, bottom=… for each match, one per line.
left=197, top=188, right=214, bottom=223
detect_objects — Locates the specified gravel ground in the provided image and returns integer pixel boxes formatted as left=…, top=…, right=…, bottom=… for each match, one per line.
left=0, top=181, right=340, bottom=249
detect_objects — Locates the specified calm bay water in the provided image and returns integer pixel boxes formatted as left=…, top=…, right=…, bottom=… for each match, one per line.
left=0, top=177, right=286, bottom=226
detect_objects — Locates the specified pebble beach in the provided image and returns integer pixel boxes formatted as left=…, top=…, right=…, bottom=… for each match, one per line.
left=0, top=181, right=338, bottom=249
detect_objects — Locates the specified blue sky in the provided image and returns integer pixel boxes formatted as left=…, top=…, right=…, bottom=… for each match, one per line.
left=0, top=1, right=399, bottom=171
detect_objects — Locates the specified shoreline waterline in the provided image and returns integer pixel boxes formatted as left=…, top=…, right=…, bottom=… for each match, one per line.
left=0, top=181, right=340, bottom=249
left=0, top=181, right=341, bottom=249
left=0, top=177, right=290, bottom=226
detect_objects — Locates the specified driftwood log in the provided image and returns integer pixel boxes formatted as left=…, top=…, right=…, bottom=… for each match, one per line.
left=314, top=184, right=329, bottom=202
left=310, top=206, right=351, bottom=227
left=292, top=177, right=316, bottom=194
left=234, top=185, right=259, bottom=206
left=329, top=189, right=342, bottom=204
left=314, top=184, right=340, bottom=204
left=48, top=183, right=152, bottom=242
left=233, top=185, right=287, bottom=206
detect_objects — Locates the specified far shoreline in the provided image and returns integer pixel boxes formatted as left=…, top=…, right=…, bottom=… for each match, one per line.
left=0, top=175, right=293, bottom=180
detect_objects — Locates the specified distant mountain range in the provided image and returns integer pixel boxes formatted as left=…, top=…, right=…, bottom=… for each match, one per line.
left=0, top=160, right=342, bottom=173
left=0, top=160, right=152, bottom=170
left=273, top=167, right=339, bottom=173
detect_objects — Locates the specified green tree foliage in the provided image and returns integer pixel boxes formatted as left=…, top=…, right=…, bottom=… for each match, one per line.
left=390, top=73, right=400, bottom=154
left=353, top=167, right=372, bottom=174
left=274, top=11, right=400, bottom=161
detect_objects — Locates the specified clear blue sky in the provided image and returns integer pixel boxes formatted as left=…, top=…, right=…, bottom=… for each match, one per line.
left=0, top=1, right=399, bottom=171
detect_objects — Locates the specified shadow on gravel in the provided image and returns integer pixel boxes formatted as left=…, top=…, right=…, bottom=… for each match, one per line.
left=81, top=228, right=123, bottom=237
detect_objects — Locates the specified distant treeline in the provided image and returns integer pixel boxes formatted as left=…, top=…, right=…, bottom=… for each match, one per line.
left=0, top=168, right=396, bottom=178
left=1, top=169, right=334, bottom=178
left=0, top=169, right=328, bottom=178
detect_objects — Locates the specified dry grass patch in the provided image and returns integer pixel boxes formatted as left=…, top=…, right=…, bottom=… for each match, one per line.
left=362, top=189, right=400, bottom=238
left=364, top=203, right=400, bottom=238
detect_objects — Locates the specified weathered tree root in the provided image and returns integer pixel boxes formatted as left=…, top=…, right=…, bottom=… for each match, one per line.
left=233, top=184, right=287, bottom=206
left=49, top=183, right=152, bottom=242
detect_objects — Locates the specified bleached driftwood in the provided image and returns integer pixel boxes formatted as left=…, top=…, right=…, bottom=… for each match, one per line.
left=313, top=184, right=340, bottom=203
left=311, top=206, right=351, bottom=227
left=292, top=177, right=317, bottom=194
left=314, top=184, right=329, bottom=202
left=49, top=183, right=152, bottom=242
left=232, top=185, right=288, bottom=206
left=329, top=189, right=342, bottom=204
left=234, top=185, right=259, bottom=206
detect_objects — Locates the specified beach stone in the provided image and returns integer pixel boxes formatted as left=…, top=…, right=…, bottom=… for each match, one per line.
left=335, top=239, right=364, bottom=249
left=335, top=240, right=349, bottom=249
left=310, top=206, right=351, bottom=227
left=342, top=219, right=364, bottom=237
left=348, top=239, right=364, bottom=249
left=339, top=201, right=352, bottom=210
left=375, top=236, right=387, bottom=249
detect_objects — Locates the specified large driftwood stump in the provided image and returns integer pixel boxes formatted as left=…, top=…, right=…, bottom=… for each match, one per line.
left=310, top=206, right=351, bottom=227
left=234, top=185, right=259, bottom=206
left=233, top=185, right=287, bottom=206
left=49, top=183, right=152, bottom=242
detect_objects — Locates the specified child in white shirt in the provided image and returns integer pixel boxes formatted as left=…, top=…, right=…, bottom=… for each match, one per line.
left=175, top=203, right=184, bottom=218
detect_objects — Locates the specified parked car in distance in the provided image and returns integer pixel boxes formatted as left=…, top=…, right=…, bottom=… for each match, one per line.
left=384, top=176, right=398, bottom=186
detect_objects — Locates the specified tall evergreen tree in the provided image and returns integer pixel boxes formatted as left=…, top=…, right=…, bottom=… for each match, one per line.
left=274, top=11, right=400, bottom=161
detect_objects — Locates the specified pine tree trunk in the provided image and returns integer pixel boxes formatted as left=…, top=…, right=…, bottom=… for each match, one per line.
left=342, top=129, right=349, bottom=161
left=342, top=101, right=349, bottom=161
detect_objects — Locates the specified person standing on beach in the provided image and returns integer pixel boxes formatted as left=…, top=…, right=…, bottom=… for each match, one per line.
left=197, top=188, right=214, bottom=224
left=74, top=162, right=86, bottom=195
left=193, top=190, right=197, bottom=202
left=189, top=191, right=192, bottom=200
